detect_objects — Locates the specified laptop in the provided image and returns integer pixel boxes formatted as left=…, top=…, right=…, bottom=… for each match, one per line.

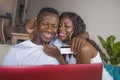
left=0, top=63, right=103, bottom=80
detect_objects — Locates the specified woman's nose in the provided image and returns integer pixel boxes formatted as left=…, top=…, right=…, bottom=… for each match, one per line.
left=59, top=25, right=65, bottom=31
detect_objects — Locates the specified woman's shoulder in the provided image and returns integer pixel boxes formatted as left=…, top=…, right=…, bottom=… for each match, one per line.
left=80, top=39, right=97, bottom=56
left=80, top=39, right=93, bottom=51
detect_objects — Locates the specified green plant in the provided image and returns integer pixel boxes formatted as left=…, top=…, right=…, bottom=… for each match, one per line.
left=98, top=35, right=120, bottom=65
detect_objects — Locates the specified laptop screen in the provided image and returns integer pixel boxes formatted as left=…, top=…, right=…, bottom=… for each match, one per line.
left=0, top=63, right=103, bottom=80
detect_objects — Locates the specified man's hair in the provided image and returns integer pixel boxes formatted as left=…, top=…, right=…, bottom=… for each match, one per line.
left=36, top=7, right=59, bottom=23
left=60, top=12, right=86, bottom=38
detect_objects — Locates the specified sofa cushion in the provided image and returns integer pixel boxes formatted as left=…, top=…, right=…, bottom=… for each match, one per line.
left=0, top=44, right=11, bottom=65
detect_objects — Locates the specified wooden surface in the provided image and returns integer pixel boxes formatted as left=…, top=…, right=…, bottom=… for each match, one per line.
left=4, top=25, right=30, bottom=45
left=0, top=19, right=5, bottom=44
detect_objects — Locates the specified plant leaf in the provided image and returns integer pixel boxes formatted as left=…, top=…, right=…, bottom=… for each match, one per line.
left=97, top=36, right=107, bottom=49
left=107, top=35, right=115, bottom=48
left=112, top=41, right=120, bottom=56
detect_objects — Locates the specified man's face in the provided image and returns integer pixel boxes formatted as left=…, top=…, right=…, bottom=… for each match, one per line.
left=37, top=12, right=59, bottom=43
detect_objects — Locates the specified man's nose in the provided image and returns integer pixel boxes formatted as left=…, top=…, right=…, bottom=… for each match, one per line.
left=47, top=24, right=53, bottom=31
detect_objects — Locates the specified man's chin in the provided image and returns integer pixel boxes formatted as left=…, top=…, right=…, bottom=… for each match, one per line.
left=42, top=36, right=54, bottom=43
left=43, top=39, right=52, bottom=43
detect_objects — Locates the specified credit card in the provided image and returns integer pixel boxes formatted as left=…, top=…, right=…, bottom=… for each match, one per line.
left=60, top=45, right=73, bottom=54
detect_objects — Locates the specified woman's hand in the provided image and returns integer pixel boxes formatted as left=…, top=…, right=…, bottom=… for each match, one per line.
left=43, top=43, right=60, bottom=58
left=25, top=18, right=36, bottom=39
left=43, top=43, right=66, bottom=64
left=71, top=35, right=86, bottom=54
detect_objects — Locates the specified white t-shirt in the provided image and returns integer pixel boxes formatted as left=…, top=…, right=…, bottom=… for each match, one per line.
left=3, top=40, right=59, bottom=66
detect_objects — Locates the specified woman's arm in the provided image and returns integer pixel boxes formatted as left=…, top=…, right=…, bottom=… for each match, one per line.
left=25, top=18, right=36, bottom=40
left=75, top=43, right=92, bottom=64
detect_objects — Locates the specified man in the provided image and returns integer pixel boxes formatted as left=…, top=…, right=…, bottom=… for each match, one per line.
left=3, top=7, right=66, bottom=65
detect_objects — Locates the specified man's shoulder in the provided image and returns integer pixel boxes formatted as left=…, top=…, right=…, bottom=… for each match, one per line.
left=12, top=40, right=34, bottom=49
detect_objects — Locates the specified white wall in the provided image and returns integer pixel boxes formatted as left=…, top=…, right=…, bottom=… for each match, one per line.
left=0, top=0, right=16, bottom=15
left=26, top=0, right=120, bottom=48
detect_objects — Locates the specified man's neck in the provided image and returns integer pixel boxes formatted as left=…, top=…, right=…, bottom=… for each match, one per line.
left=31, top=37, right=43, bottom=45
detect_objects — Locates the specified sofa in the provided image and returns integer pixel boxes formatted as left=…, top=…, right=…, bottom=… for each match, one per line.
left=0, top=44, right=11, bottom=65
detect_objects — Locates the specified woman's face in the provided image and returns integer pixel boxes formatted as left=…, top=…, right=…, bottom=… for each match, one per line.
left=58, top=16, right=74, bottom=42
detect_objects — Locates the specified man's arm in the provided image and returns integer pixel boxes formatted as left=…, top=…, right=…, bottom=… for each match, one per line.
left=3, top=47, right=18, bottom=66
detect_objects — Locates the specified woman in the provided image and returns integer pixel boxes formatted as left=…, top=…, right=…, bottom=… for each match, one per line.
left=44, top=12, right=113, bottom=80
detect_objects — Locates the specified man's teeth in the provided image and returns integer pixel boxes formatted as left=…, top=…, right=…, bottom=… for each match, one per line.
left=44, top=31, right=51, bottom=34
left=43, top=31, right=53, bottom=37
left=45, top=32, right=49, bottom=34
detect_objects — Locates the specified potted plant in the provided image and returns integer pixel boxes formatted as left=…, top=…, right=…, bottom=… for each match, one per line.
left=98, top=35, right=120, bottom=65
left=98, top=35, right=120, bottom=80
